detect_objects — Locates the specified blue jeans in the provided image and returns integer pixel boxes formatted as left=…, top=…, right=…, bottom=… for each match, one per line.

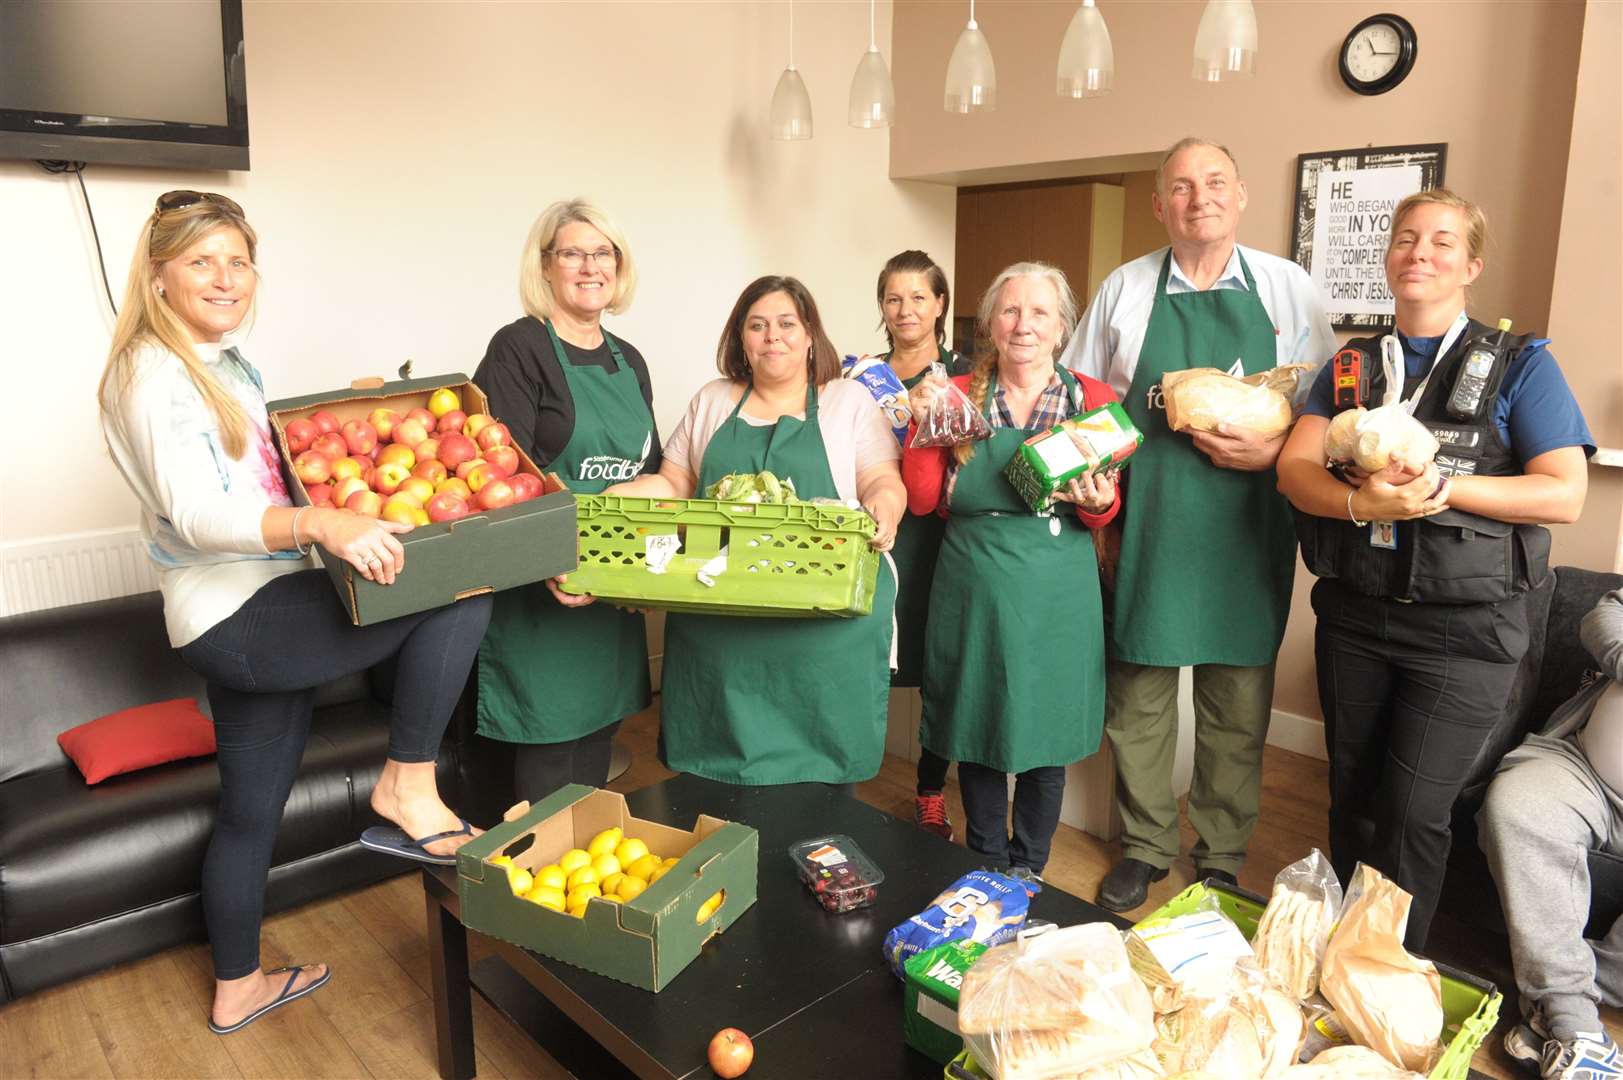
left=956, top=762, right=1066, bottom=873
left=179, top=569, right=491, bottom=978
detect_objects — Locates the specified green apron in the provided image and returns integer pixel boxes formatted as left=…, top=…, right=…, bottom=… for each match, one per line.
left=477, top=320, right=652, bottom=743
left=660, top=383, right=896, bottom=785
left=887, top=346, right=966, bottom=687
left=1111, top=250, right=1295, bottom=667
left=920, top=366, right=1105, bottom=774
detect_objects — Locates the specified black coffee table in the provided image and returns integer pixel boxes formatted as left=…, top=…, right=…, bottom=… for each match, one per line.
left=421, top=774, right=1129, bottom=1079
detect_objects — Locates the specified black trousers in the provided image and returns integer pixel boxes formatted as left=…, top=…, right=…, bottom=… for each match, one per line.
left=956, top=762, right=1066, bottom=873
left=917, top=747, right=951, bottom=795
left=179, top=570, right=492, bottom=979
left=513, top=722, right=622, bottom=805
left=1312, top=578, right=1528, bottom=951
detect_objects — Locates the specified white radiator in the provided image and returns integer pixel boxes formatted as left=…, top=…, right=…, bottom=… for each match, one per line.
left=0, top=527, right=157, bottom=617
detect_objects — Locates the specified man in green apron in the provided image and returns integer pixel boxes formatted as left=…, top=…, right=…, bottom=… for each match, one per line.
left=1057, top=138, right=1336, bottom=911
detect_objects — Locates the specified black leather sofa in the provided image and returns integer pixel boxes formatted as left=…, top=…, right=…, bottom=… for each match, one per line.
left=0, top=590, right=508, bottom=1003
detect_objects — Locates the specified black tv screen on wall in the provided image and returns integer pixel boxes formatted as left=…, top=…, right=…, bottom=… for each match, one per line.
left=0, top=0, right=249, bottom=170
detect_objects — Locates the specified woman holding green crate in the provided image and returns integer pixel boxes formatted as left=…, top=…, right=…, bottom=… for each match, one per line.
left=610, top=275, right=905, bottom=786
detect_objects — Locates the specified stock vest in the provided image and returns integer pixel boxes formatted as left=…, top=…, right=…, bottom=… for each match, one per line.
left=1295, top=318, right=1551, bottom=605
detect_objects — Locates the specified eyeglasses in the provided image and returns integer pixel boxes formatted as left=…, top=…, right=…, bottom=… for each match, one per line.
left=154, top=190, right=245, bottom=218
left=546, top=247, right=618, bottom=270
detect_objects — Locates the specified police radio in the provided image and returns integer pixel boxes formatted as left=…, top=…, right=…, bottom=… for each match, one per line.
left=1331, top=347, right=1368, bottom=409
left=1447, top=318, right=1512, bottom=421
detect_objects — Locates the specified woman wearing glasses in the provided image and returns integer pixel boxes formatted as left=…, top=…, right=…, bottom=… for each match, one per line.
left=97, top=192, right=492, bottom=1034
left=472, top=200, right=660, bottom=803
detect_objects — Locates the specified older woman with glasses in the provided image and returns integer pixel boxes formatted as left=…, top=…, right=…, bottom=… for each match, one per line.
left=97, top=191, right=492, bottom=1034
left=473, top=199, right=661, bottom=805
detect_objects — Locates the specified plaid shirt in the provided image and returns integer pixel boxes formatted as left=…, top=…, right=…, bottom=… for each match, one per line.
left=945, top=370, right=1080, bottom=507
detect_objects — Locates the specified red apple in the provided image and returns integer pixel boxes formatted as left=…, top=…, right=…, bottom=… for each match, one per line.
left=332, top=476, right=370, bottom=507
left=475, top=477, right=517, bottom=510
left=463, top=413, right=494, bottom=440
left=484, top=445, right=520, bottom=476
left=380, top=497, right=419, bottom=527
left=310, top=410, right=342, bottom=435
left=396, top=476, right=435, bottom=506
left=341, top=419, right=378, bottom=456
left=284, top=418, right=319, bottom=455
left=415, top=437, right=441, bottom=463
left=312, top=432, right=348, bottom=460
left=372, top=461, right=411, bottom=495
left=707, top=1029, right=753, bottom=1078
left=329, top=456, right=366, bottom=483
left=306, top=482, right=333, bottom=507
left=367, top=408, right=401, bottom=442
left=426, top=492, right=471, bottom=523
left=508, top=472, right=543, bottom=502
left=394, top=417, right=431, bottom=448
left=437, top=433, right=478, bottom=471
left=436, top=477, right=473, bottom=501
left=377, top=443, right=416, bottom=471
left=476, top=423, right=512, bottom=451
left=406, top=407, right=436, bottom=429
left=435, top=409, right=467, bottom=434
left=345, top=489, right=384, bottom=517
left=412, top=458, right=449, bottom=486
left=466, top=461, right=506, bottom=492
left=293, top=450, right=333, bottom=485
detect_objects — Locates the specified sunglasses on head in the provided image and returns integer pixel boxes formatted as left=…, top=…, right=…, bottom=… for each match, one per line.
left=154, top=190, right=244, bottom=217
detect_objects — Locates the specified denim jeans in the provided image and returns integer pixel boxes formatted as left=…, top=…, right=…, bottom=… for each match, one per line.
left=956, top=761, right=1066, bottom=873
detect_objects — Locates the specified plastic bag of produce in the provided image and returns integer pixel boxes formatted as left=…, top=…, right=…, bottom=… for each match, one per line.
left=958, top=923, right=1157, bottom=1079
left=884, top=869, right=1035, bottom=978
left=1151, top=962, right=1303, bottom=1080
left=1322, top=405, right=1439, bottom=477
left=1282, top=1044, right=1427, bottom=1077
left=909, top=362, right=992, bottom=448
left=1254, top=849, right=1344, bottom=1002
left=1127, top=891, right=1254, bottom=1012
left=1318, top=864, right=1443, bottom=1074
left=1161, top=363, right=1310, bottom=439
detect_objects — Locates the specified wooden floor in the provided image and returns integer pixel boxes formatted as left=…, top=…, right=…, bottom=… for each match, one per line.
left=2, top=701, right=1615, bottom=1079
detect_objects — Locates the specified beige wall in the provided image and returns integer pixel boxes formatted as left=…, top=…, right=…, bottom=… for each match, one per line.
left=894, top=0, right=1612, bottom=720
left=0, top=1, right=954, bottom=547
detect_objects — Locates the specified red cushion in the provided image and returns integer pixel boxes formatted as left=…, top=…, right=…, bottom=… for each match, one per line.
left=56, top=698, right=216, bottom=784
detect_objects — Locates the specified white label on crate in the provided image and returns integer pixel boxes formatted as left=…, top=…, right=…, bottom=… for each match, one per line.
left=697, top=545, right=728, bottom=587
left=1032, top=429, right=1088, bottom=475
left=644, top=533, right=681, bottom=574
left=914, top=992, right=961, bottom=1036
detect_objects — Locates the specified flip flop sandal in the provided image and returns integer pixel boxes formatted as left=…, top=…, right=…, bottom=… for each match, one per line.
left=358, top=818, right=474, bottom=865
left=208, top=964, right=332, bottom=1035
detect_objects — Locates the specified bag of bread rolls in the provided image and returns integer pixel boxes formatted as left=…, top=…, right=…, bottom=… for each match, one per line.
left=1282, top=1044, right=1427, bottom=1077
left=1162, top=363, right=1311, bottom=439
left=1322, top=405, right=1438, bottom=477
left=1253, top=849, right=1344, bottom=1002
left=1152, top=963, right=1304, bottom=1080
left=1318, top=865, right=1444, bottom=1074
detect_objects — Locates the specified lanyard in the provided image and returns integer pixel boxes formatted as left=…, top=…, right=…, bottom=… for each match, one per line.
left=1380, top=310, right=1469, bottom=414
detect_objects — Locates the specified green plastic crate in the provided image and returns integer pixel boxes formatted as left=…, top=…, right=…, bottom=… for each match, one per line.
left=1141, top=881, right=1501, bottom=1080
left=557, top=494, right=881, bottom=617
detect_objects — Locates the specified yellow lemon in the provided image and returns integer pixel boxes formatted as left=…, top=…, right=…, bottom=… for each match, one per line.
left=663, top=856, right=680, bottom=866
left=591, top=853, right=622, bottom=879
left=598, top=894, right=622, bottom=904
left=567, top=900, right=589, bottom=919
left=489, top=855, right=513, bottom=868
left=558, top=848, right=591, bottom=874
left=507, top=867, right=534, bottom=896
left=525, top=885, right=566, bottom=912
left=613, top=837, right=649, bottom=866
left=627, top=853, right=662, bottom=881
left=586, top=827, right=623, bottom=858
left=695, top=890, right=724, bottom=923
left=567, top=883, right=601, bottom=908
left=615, top=876, right=648, bottom=902
left=648, top=863, right=672, bottom=884
left=535, top=864, right=568, bottom=891
left=566, top=866, right=599, bottom=891
left=600, top=872, right=626, bottom=896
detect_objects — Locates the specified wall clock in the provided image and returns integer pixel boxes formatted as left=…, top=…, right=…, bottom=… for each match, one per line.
left=1340, top=13, right=1418, bottom=96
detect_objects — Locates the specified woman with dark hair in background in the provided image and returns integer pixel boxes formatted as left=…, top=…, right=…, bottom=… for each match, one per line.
left=612, top=275, right=905, bottom=786
left=874, top=250, right=969, bottom=838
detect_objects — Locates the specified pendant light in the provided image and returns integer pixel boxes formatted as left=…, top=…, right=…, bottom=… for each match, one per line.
left=1056, top=0, right=1113, bottom=98
left=770, top=0, right=813, bottom=140
left=1191, top=0, right=1258, bottom=81
left=848, top=0, right=894, bottom=128
left=943, top=0, right=996, bottom=113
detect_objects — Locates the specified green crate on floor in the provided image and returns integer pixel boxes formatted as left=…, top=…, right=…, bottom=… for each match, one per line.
left=1141, top=881, right=1501, bottom=1080
left=558, top=494, right=881, bottom=617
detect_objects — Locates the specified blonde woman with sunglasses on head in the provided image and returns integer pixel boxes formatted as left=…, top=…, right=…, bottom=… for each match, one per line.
left=97, top=191, right=493, bottom=1035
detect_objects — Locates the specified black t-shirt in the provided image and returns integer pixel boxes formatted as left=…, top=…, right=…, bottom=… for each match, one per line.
left=472, top=316, right=662, bottom=473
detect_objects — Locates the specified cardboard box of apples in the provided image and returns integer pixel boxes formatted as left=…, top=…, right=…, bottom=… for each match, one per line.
left=267, top=372, right=577, bottom=625
left=457, top=785, right=759, bottom=992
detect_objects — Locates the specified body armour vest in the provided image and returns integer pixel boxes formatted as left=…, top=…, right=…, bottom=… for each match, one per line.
left=1294, top=318, right=1551, bottom=604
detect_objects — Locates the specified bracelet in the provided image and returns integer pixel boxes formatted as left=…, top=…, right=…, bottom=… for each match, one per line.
left=1346, top=488, right=1368, bottom=528
left=291, top=506, right=313, bottom=556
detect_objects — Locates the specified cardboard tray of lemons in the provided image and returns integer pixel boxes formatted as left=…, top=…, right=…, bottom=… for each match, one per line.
left=456, top=784, right=758, bottom=991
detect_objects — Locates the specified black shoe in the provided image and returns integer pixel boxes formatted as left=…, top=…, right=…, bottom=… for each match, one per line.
left=1096, top=858, right=1169, bottom=912
left=1197, top=867, right=1238, bottom=888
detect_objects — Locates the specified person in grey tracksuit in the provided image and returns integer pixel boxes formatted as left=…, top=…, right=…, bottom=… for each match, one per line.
left=1479, top=588, right=1623, bottom=1079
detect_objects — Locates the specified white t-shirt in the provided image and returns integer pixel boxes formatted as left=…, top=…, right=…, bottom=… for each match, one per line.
left=1060, top=243, right=1338, bottom=406
left=662, top=378, right=900, bottom=501
left=99, top=340, right=310, bottom=647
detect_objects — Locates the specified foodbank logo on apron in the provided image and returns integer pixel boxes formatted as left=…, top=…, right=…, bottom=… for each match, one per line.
left=576, top=431, right=652, bottom=483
